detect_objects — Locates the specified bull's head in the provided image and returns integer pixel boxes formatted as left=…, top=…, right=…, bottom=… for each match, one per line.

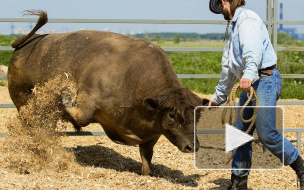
left=144, top=88, right=209, bottom=153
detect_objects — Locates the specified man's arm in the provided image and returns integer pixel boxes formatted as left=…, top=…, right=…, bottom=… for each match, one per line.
left=210, top=63, right=237, bottom=105
left=238, top=18, right=264, bottom=88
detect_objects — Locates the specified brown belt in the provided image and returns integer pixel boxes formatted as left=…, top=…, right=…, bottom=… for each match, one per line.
left=259, top=65, right=276, bottom=76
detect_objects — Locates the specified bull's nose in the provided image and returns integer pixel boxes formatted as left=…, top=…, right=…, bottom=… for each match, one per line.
left=184, top=141, right=200, bottom=153
left=179, top=136, right=200, bottom=153
left=184, top=144, right=195, bottom=153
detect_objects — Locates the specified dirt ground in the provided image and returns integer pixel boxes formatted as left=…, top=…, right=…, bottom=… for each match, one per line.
left=0, top=86, right=303, bottom=189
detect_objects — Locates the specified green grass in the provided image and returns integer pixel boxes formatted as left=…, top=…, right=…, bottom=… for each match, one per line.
left=0, top=35, right=17, bottom=46
left=0, top=81, right=6, bottom=86
left=281, top=79, right=304, bottom=99
left=0, top=35, right=16, bottom=66
left=0, top=51, right=14, bottom=66
left=277, top=51, right=304, bottom=74
left=167, top=52, right=223, bottom=74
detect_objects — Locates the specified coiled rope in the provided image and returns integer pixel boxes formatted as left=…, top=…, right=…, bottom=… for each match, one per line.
left=221, top=82, right=259, bottom=164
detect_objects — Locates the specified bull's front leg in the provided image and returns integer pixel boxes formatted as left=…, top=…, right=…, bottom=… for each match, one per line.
left=139, top=136, right=160, bottom=175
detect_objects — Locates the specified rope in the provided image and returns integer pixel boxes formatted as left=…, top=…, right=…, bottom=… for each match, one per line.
left=221, top=82, right=259, bottom=164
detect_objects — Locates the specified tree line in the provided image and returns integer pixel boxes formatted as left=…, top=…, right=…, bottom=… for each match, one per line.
left=129, top=32, right=225, bottom=41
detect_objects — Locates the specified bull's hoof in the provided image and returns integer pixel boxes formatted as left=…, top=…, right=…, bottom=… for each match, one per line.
left=141, top=167, right=153, bottom=176
left=61, top=94, right=77, bottom=108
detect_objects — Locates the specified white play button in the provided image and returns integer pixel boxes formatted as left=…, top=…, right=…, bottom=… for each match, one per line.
left=225, top=123, right=254, bottom=153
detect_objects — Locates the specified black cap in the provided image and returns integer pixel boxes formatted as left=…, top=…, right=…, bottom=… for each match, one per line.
left=209, top=0, right=222, bottom=14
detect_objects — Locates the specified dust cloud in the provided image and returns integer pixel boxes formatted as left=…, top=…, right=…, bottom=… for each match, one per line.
left=1, top=74, right=78, bottom=174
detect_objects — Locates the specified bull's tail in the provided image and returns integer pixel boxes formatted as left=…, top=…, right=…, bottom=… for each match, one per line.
left=11, top=10, right=48, bottom=48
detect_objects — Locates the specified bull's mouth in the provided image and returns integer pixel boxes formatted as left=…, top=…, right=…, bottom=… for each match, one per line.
left=178, top=140, right=200, bottom=153
left=163, top=133, right=200, bottom=153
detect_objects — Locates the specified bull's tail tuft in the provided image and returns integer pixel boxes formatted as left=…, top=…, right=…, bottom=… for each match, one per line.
left=11, top=10, right=48, bottom=48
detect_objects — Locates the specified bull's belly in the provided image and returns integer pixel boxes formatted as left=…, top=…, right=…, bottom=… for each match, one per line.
left=102, top=126, right=142, bottom=146
left=93, top=112, right=147, bottom=145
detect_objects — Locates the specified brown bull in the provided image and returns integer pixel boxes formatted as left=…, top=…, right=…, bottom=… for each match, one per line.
left=8, top=10, right=208, bottom=175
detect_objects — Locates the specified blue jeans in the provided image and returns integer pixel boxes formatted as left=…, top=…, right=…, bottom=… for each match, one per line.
left=232, top=69, right=299, bottom=177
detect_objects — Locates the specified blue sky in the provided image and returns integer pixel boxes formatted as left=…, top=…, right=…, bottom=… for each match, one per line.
left=0, top=0, right=303, bottom=35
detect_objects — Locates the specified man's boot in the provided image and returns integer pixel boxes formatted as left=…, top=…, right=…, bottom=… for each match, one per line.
left=290, top=156, right=304, bottom=189
left=227, top=174, right=248, bottom=190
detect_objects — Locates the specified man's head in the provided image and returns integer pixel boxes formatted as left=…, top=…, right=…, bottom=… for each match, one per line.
left=209, top=0, right=246, bottom=20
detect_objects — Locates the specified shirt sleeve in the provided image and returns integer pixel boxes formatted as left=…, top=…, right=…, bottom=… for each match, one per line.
left=210, top=63, right=237, bottom=105
left=238, top=18, right=263, bottom=83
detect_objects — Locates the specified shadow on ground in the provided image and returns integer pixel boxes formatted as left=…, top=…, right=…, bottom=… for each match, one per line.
left=66, top=144, right=202, bottom=187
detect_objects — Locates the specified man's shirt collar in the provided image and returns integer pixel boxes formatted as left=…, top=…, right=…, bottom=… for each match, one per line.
left=231, top=7, right=243, bottom=23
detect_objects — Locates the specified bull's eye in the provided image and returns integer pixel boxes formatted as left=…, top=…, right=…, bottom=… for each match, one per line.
left=169, top=113, right=175, bottom=120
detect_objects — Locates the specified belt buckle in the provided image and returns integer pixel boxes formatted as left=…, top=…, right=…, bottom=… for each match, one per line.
left=260, top=70, right=273, bottom=76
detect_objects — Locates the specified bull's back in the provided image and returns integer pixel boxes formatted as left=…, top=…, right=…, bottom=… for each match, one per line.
left=8, top=30, right=181, bottom=108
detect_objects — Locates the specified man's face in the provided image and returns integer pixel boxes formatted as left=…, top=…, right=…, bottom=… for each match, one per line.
left=218, top=0, right=232, bottom=20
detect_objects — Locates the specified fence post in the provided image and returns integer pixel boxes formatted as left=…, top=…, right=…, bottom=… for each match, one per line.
left=273, top=0, right=278, bottom=54
left=267, top=0, right=273, bottom=39
left=298, top=132, right=302, bottom=155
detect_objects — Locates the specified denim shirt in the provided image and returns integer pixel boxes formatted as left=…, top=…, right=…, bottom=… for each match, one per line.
left=210, top=8, right=277, bottom=105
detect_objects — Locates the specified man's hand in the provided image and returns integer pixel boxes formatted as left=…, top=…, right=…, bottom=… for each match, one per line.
left=239, top=78, right=252, bottom=92
left=208, top=101, right=218, bottom=110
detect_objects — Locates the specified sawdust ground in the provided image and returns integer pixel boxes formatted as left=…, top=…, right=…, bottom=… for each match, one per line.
left=0, top=86, right=303, bottom=189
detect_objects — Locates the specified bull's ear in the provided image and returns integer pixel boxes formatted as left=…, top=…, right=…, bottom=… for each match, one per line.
left=144, top=98, right=159, bottom=110
left=202, top=98, right=209, bottom=106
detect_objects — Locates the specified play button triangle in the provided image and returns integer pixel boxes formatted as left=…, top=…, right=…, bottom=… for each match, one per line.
left=225, top=123, right=254, bottom=153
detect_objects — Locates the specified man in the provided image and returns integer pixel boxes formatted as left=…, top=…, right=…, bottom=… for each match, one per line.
left=208, top=0, right=304, bottom=189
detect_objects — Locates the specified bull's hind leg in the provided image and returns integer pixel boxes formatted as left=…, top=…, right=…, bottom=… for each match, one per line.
left=139, top=136, right=160, bottom=175
left=62, top=93, right=95, bottom=128
left=8, top=82, right=33, bottom=111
